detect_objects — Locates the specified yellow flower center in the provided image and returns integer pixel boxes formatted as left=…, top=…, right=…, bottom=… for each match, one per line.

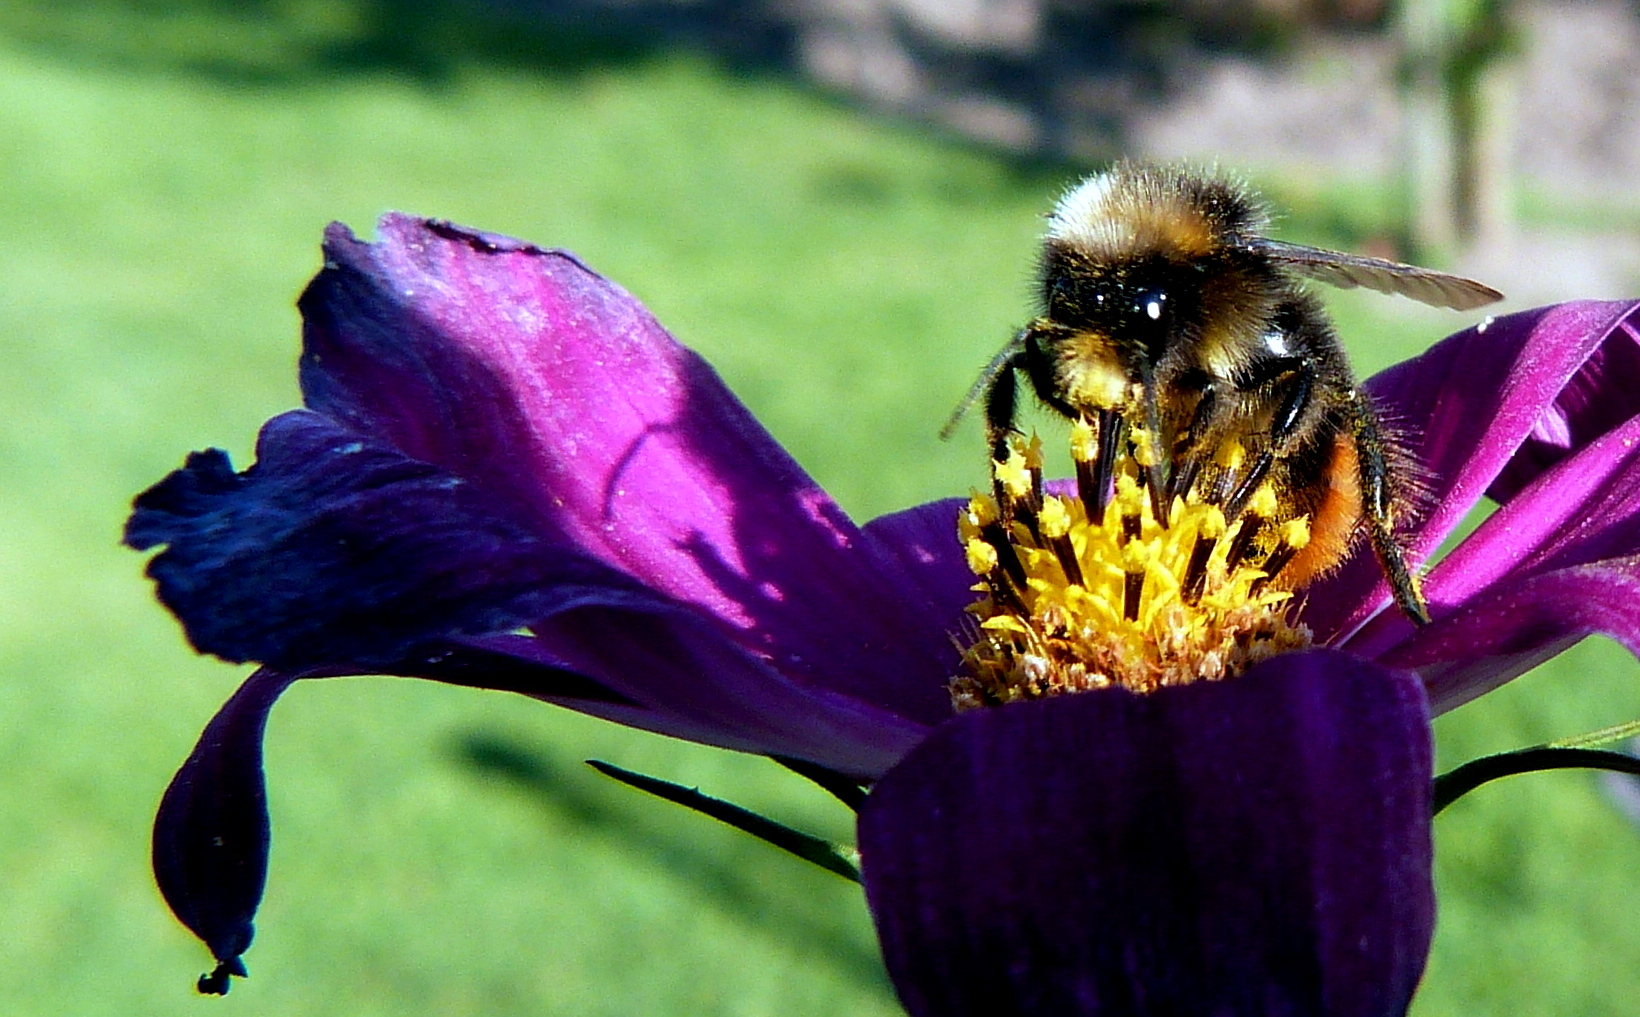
left=950, top=420, right=1313, bottom=710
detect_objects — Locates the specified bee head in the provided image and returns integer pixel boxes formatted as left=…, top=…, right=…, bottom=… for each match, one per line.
left=1041, top=163, right=1278, bottom=375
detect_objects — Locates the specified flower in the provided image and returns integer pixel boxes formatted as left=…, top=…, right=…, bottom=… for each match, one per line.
left=128, top=214, right=1640, bottom=1009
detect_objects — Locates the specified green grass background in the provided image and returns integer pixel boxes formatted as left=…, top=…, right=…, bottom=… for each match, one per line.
left=2, top=2, right=1638, bottom=1013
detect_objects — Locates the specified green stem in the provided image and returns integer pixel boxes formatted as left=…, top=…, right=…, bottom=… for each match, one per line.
left=1433, top=747, right=1640, bottom=814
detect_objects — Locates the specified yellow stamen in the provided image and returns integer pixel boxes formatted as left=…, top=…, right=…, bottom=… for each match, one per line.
left=949, top=429, right=1313, bottom=712
left=1247, top=484, right=1279, bottom=519
left=965, top=538, right=999, bottom=576
left=1038, top=497, right=1072, bottom=540
left=1069, top=418, right=1098, bottom=462
left=994, top=448, right=1033, bottom=501
left=1130, top=425, right=1158, bottom=468
left=1280, top=516, right=1311, bottom=550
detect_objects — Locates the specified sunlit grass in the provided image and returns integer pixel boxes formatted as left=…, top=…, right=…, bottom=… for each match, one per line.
left=1, top=4, right=1637, bottom=1014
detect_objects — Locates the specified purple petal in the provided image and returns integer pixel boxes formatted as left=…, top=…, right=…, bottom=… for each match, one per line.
left=858, top=651, right=1433, bottom=1017
left=1488, top=306, right=1640, bottom=501
left=126, top=409, right=660, bottom=674
left=508, top=609, right=930, bottom=778
left=153, top=669, right=293, bottom=986
left=128, top=407, right=930, bottom=773
left=1305, top=301, right=1640, bottom=642
left=1382, top=561, right=1640, bottom=712
left=1344, top=412, right=1640, bottom=706
left=1430, top=412, right=1640, bottom=602
left=859, top=498, right=975, bottom=634
left=298, top=215, right=953, bottom=720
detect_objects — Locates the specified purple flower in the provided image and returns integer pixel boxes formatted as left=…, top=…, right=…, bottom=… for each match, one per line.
left=127, top=214, right=1640, bottom=1010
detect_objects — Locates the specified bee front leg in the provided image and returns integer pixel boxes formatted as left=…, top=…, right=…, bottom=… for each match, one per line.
left=1348, top=390, right=1431, bottom=626
left=983, top=348, right=1024, bottom=463
left=944, top=325, right=1035, bottom=459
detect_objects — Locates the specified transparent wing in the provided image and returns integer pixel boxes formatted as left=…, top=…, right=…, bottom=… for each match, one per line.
left=1248, top=237, right=1504, bottom=311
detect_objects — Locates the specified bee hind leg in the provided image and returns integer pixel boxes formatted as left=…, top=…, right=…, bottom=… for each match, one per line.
left=1349, top=391, right=1431, bottom=626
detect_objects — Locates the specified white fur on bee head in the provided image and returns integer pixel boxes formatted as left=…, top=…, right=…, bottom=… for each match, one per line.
left=1045, top=164, right=1258, bottom=259
left=1045, top=172, right=1124, bottom=247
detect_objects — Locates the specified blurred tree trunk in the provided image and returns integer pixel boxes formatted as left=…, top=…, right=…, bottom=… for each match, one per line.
left=1398, top=0, right=1515, bottom=259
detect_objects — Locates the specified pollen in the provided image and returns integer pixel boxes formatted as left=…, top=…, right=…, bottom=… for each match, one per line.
left=950, top=423, right=1313, bottom=711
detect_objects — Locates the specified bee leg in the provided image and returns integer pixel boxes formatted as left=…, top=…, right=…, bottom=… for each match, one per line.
left=1087, top=408, right=1126, bottom=519
left=1348, top=391, right=1431, bottom=626
left=1166, top=381, right=1219, bottom=503
left=943, top=326, right=1033, bottom=443
left=1224, top=360, right=1310, bottom=519
left=983, top=346, right=1026, bottom=463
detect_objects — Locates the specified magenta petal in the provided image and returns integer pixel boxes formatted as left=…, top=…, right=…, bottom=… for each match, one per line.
left=1306, top=301, right=1640, bottom=642
left=1429, top=413, right=1640, bottom=603
left=1488, top=306, right=1640, bottom=501
left=1345, top=411, right=1640, bottom=697
left=1382, top=561, right=1640, bottom=712
left=153, top=669, right=294, bottom=986
left=299, top=215, right=953, bottom=718
left=859, top=651, right=1434, bottom=1017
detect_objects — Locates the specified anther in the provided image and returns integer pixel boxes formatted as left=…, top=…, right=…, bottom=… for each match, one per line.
left=1223, top=450, right=1275, bottom=521
left=1121, top=541, right=1151, bottom=622
left=1071, top=417, right=1105, bottom=522
left=1209, top=440, right=1246, bottom=507
left=1142, top=466, right=1169, bottom=527
left=1121, top=511, right=1143, bottom=542
left=980, top=521, right=1029, bottom=590
left=993, top=445, right=1033, bottom=509
left=1024, top=434, right=1046, bottom=515
left=1127, top=426, right=1171, bottom=527
left=1168, top=456, right=1202, bottom=504
left=985, top=570, right=1031, bottom=616
left=1114, top=473, right=1146, bottom=542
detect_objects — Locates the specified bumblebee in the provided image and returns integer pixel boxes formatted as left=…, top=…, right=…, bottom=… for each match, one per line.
left=949, top=163, right=1502, bottom=625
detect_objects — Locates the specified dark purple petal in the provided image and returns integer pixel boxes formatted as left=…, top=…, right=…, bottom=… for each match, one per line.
left=153, top=669, right=293, bottom=985
left=1306, top=301, right=1640, bottom=643
left=859, top=651, right=1433, bottom=1017
left=297, top=215, right=953, bottom=721
left=126, top=410, right=661, bottom=674
left=392, top=639, right=633, bottom=705
left=510, top=609, right=930, bottom=778
left=859, top=498, right=975, bottom=634
left=1430, top=412, right=1640, bottom=602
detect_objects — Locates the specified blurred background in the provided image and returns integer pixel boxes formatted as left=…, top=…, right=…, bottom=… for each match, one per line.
left=3, top=0, right=1639, bottom=1013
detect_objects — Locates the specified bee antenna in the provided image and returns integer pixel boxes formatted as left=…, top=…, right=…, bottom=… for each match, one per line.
left=939, top=391, right=981, bottom=441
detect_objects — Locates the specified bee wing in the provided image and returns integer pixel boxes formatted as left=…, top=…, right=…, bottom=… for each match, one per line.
left=1248, top=237, right=1503, bottom=311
